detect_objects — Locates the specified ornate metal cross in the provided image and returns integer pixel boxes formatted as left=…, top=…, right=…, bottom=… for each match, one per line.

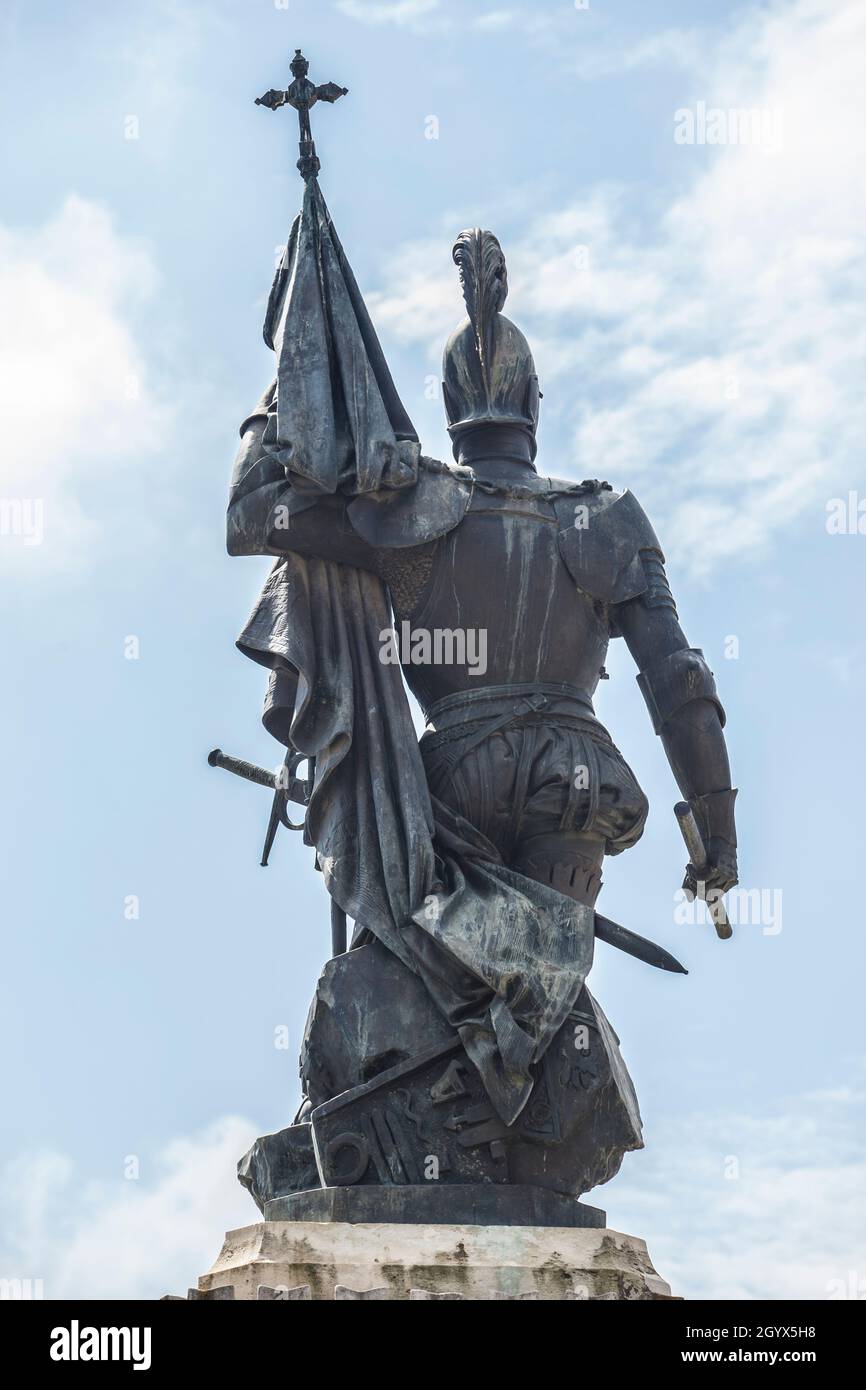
left=256, top=49, right=348, bottom=181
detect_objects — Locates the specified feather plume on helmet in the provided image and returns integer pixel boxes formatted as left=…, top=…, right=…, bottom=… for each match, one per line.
left=442, top=228, right=541, bottom=459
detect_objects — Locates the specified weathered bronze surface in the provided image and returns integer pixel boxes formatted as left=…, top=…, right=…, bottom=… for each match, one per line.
left=255, top=48, right=347, bottom=181
left=222, top=54, right=738, bottom=1225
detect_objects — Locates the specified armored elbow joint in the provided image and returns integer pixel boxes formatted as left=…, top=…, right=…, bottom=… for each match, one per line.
left=636, top=647, right=725, bottom=734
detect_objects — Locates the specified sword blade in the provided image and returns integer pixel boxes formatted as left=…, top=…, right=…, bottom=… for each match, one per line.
left=594, top=913, right=687, bottom=974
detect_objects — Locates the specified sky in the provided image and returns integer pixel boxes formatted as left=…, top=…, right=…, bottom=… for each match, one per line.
left=0, top=0, right=864, bottom=1301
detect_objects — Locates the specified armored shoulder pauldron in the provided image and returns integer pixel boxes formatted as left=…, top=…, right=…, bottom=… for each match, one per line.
left=554, top=488, right=663, bottom=605
left=347, top=456, right=472, bottom=548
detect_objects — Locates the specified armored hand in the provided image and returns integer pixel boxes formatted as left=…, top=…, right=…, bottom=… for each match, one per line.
left=680, top=788, right=738, bottom=901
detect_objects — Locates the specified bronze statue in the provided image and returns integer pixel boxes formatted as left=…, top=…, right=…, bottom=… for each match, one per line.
left=219, top=56, right=738, bottom=1228
left=255, top=49, right=347, bottom=181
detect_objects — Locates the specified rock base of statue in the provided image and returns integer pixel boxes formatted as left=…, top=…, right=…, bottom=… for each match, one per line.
left=181, top=1218, right=676, bottom=1301
left=263, top=1183, right=606, bottom=1226
left=238, top=940, right=645, bottom=1220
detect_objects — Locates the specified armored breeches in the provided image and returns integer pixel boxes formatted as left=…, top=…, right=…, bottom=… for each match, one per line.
left=421, top=703, right=648, bottom=908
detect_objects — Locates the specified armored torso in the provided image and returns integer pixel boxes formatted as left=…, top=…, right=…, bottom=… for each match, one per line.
left=393, top=487, right=611, bottom=714
left=361, top=467, right=662, bottom=718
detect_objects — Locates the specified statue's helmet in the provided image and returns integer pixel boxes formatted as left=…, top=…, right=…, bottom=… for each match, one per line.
left=442, top=228, right=540, bottom=459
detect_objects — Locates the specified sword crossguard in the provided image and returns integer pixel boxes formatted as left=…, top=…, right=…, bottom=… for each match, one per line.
left=208, top=746, right=314, bottom=865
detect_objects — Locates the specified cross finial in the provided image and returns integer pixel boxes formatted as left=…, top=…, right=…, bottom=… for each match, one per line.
left=256, top=49, right=348, bottom=181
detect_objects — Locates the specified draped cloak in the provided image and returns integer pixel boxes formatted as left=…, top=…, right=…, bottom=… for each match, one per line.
left=229, top=179, right=602, bottom=1127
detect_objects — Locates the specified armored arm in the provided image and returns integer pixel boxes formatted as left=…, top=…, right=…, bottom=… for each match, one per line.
left=226, top=387, right=380, bottom=572
left=614, top=562, right=738, bottom=898
left=266, top=493, right=381, bottom=572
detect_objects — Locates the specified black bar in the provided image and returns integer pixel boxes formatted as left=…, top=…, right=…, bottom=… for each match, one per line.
left=8, top=1296, right=857, bottom=1373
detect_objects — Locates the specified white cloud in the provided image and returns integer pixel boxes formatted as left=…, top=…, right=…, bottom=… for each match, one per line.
left=115, top=0, right=232, bottom=137
left=3, top=1081, right=863, bottom=1299
left=567, top=26, right=705, bottom=81
left=335, top=0, right=442, bottom=28
left=333, top=0, right=553, bottom=38
left=472, top=9, right=522, bottom=33
left=0, top=1117, right=259, bottom=1300
left=336, top=0, right=705, bottom=68
left=364, top=0, right=866, bottom=578
left=0, top=196, right=166, bottom=571
left=608, top=1078, right=866, bottom=1299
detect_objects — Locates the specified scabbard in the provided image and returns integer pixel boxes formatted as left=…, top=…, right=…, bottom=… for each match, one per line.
left=594, top=913, right=687, bottom=974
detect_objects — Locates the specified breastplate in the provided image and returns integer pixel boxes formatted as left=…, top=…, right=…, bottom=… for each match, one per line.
left=400, top=492, right=611, bottom=713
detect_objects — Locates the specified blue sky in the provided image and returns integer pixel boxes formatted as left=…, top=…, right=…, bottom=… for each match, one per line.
left=1, top=0, right=864, bottom=1299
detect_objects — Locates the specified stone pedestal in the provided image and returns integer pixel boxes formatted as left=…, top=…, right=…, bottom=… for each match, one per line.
left=191, top=1221, right=676, bottom=1301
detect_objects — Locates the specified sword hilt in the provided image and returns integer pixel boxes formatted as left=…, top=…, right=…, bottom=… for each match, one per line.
left=674, top=801, right=732, bottom=940
left=208, top=747, right=311, bottom=805
left=208, top=747, right=311, bottom=866
left=208, top=748, right=276, bottom=790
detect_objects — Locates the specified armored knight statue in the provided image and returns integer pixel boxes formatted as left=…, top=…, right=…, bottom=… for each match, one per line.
left=223, top=58, right=737, bottom=1227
